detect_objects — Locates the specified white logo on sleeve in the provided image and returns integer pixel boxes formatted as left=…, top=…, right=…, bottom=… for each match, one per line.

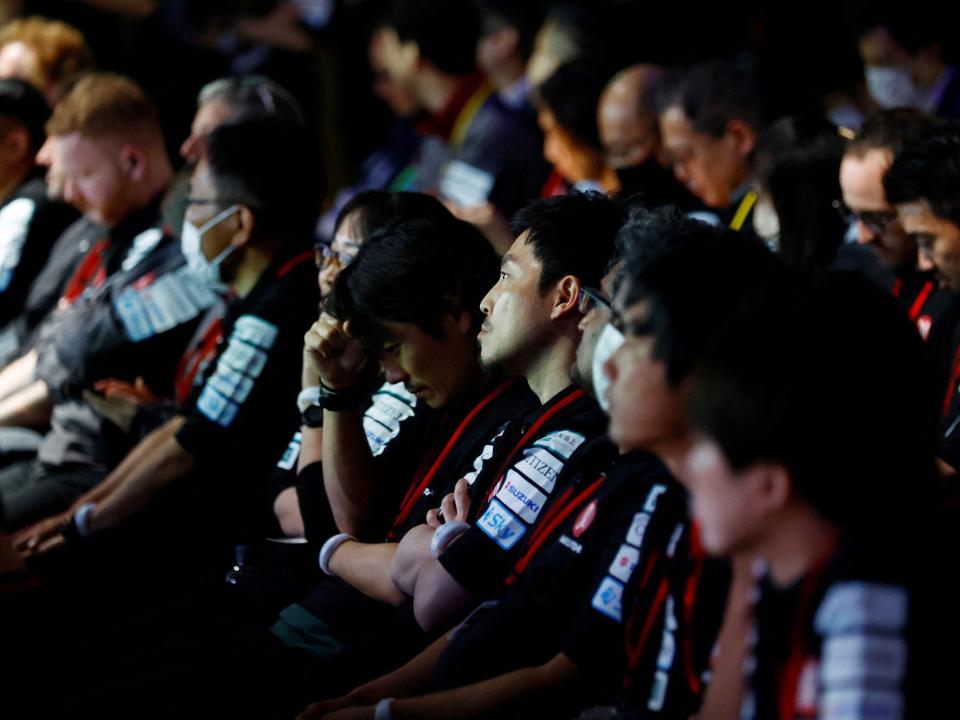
left=592, top=576, right=625, bottom=622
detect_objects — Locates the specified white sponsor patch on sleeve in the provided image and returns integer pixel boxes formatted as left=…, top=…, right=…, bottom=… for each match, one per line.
left=591, top=576, right=625, bottom=622
left=608, top=543, right=641, bottom=583
left=814, top=582, right=908, bottom=635
left=820, top=634, right=907, bottom=687
left=820, top=688, right=903, bottom=720
left=643, top=484, right=669, bottom=513
left=533, top=429, right=586, bottom=460
left=497, top=470, right=548, bottom=523
left=197, top=385, right=240, bottom=427
left=208, top=363, right=256, bottom=404
left=464, top=424, right=507, bottom=486
left=626, top=512, right=652, bottom=548
left=220, top=337, right=269, bottom=377
left=477, top=498, right=526, bottom=550
left=233, top=314, right=279, bottom=350
left=139, top=282, right=178, bottom=333
left=114, top=285, right=154, bottom=341
left=514, top=447, right=564, bottom=493
left=276, top=432, right=302, bottom=470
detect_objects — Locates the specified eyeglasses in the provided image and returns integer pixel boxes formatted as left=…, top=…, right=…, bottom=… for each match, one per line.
left=577, top=286, right=611, bottom=314
left=832, top=200, right=898, bottom=236
left=319, top=244, right=358, bottom=270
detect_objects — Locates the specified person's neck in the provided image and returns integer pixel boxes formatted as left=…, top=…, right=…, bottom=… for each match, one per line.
left=761, top=506, right=839, bottom=588
left=523, top=335, right=578, bottom=405
left=654, top=435, right=695, bottom=481
left=230, top=241, right=277, bottom=298
left=417, top=69, right=461, bottom=114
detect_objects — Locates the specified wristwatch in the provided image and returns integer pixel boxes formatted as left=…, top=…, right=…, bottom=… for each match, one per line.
left=301, top=400, right=325, bottom=428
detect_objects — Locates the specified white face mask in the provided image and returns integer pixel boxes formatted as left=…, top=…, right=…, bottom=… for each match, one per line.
left=181, top=205, right=240, bottom=290
left=592, top=322, right=625, bottom=412
left=865, top=65, right=919, bottom=109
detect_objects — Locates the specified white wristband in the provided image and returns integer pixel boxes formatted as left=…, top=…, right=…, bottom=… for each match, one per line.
left=318, top=532, right=355, bottom=575
left=374, top=698, right=394, bottom=720
left=297, top=386, right=321, bottom=413
left=430, top=521, right=470, bottom=557
left=74, top=502, right=97, bottom=538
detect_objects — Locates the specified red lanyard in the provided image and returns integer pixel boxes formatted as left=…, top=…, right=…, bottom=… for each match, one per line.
left=481, top=388, right=587, bottom=513
left=505, top=474, right=606, bottom=586
left=175, top=314, right=223, bottom=404
left=943, top=343, right=960, bottom=418
left=907, top=281, right=934, bottom=322
left=777, top=556, right=829, bottom=720
left=388, top=378, right=520, bottom=537
left=681, top=522, right=707, bottom=696
left=61, top=237, right=111, bottom=305
left=624, top=564, right=670, bottom=681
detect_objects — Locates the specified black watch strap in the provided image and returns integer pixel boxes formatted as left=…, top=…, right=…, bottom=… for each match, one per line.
left=301, top=402, right=326, bottom=428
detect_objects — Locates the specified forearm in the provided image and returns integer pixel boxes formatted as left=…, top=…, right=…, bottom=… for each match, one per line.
left=0, top=379, right=52, bottom=428
left=321, top=410, right=380, bottom=536
left=86, top=417, right=194, bottom=533
left=389, top=653, right=579, bottom=720
left=344, top=634, right=452, bottom=708
left=274, top=487, right=305, bottom=537
left=328, top=540, right=405, bottom=605
left=390, top=525, right=437, bottom=595
left=412, top=560, right=476, bottom=635
left=0, top=350, right=37, bottom=402
left=298, top=425, right=323, bottom=471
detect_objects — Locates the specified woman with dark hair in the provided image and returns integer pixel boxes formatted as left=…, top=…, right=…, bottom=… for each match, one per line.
left=753, top=115, right=847, bottom=269
left=751, top=114, right=849, bottom=270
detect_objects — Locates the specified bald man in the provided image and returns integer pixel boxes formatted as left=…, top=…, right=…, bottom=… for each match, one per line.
left=597, top=64, right=695, bottom=208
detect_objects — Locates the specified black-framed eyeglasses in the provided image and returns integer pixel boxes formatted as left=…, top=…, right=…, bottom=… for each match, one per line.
left=832, top=200, right=897, bottom=236
left=577, top=286, right=611, bottom=314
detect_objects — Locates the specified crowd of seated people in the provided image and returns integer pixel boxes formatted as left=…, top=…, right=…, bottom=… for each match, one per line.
left=2, top=2, right=960, bottom=718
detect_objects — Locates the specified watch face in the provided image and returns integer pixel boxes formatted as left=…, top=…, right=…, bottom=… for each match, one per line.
left=302, top=403, right=325, bottom=428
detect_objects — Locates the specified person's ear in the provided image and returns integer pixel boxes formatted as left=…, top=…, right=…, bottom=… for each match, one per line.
left=725, top=118, right=757, bottom=159
left=747, top=460, right=792, bottom=515
left=231, top=205, right=256, bottom=247
left=551, top=275, right=580, bottom=320
left=119, top=145, right=146, bottom=181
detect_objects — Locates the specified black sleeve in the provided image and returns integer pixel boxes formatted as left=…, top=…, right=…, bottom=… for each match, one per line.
left=438, top=428, right=595, bottom=598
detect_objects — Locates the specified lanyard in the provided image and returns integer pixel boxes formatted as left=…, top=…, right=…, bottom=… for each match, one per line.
left=480, top=388, right=587, bottom=515
left=777, top=556, right=829, bottom=720
left=505, top=474, right=606, bottom=586
left=450, top=81, right=494, bottom=149
left=681, top=523, right=707, bottom=696
left=387, top=377, right=520, bottom=537
left=61, top=237, right=111, bottom=305
left=892, top=278, right=935, bottom=322
left=729, top=191, right=758, bottom=232
left=175, top=313, right=223, bottom=404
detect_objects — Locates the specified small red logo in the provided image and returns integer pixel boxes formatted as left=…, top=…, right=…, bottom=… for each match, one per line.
left=917, top=315, right=932, bottom=340
left=573, top=500, right=598, bottom=538
left=133, top=272, right=156, bottom=290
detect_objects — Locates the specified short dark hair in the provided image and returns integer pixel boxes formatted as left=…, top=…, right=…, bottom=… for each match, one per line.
left=617, top=206, right=782, bottom=387
left=884, top=123, right=960, bottom=227
left=0, top=78, right=49, bottom=153
left=385, top=0, right=480, bottom=76
left=535, top=60, right=615, bottom=152
left=656, top=58, right=762, bottom=137
left=847, top=108, right=939, bottom=158
left=326, top=215, right=498, bottom=347
left=205, top=116, right=319, bottom=243
left=332, top=190, right=450, bottom=241
left=755, top=114, right=848, bottom=270
left=511, top=192, right=625, bottom=294
left=475, top=0, right=544, bottom=61
left=689, top=272, right=938, bottom=534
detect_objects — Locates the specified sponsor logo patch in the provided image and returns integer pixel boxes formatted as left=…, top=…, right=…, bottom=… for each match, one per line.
left=814, top=582, right=908, bottom=635
left=609, top=543, right=640, bottom=583
left=573, top=499, right=598, bottom=538
left=591, top=576, right=625, bottom=622
left=277, top=432, right=302, bottom=470
left=558, top=534, right=583, bottom=554
left=478, top=499, right=526, bottom=550
left=197, top=385, right=240, bottom=427
left=533, top=429, right=586, bottom=460
left=626, top=512, right=652, bottom=548
left=515, top=448, right=564, bottom=493
left=497, top=470, right=547, bottom=523
left=643, top=484, right=668, bottom=513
